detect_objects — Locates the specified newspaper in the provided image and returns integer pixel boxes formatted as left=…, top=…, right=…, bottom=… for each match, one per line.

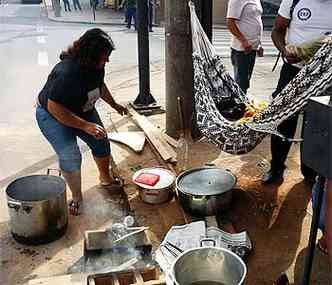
left=155, top=221, right=206, bottom=272
left=155, top=221, right=252, bottom=275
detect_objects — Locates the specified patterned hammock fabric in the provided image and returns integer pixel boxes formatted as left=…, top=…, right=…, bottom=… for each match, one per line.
left=189, top=1, right=332, bottom=155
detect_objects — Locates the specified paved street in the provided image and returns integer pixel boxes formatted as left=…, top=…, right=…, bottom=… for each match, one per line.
left=0, top=3, right=164, bottom=183
left=150, top=27, right=279, bottom=57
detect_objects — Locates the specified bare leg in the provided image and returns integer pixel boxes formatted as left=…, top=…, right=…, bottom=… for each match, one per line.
left=93, top=155, right=115, bottom=184
left=62, top=170, right=82, bottom=215
left=325, top=180, right=332, bottom=274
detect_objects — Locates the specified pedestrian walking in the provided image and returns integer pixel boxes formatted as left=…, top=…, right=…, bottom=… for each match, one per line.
left=262, top=0, right=332, bottom=184
left=72, top=0, right=82, bottom=11
left=120, top=0, right=136, bottom=30
left=226, top=0, right=264, bottom=94
left=63, top=0, right=72, bottom=12
left=35, top=29, right=127, bottom=216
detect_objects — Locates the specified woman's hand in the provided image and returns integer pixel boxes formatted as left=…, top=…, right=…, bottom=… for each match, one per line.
left=114, top=103, right=128, bottom=116
left=84, top=122, right=107, bottom=139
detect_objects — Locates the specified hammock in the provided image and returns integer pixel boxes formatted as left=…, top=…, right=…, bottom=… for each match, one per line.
left=189, top=1, right=332, bottom=155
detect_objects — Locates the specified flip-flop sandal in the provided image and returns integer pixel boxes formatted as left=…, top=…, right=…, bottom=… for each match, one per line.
left=317, top=239, right=329, bottom=255
left=68, top=200, right=82, bottom=216
left=99, top=177, right=124, bottom=194
left=275, top=273, right=289, bottom=285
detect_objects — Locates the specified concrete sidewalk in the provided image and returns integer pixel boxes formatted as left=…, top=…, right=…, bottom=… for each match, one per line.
left=44, top=0, right=126, bottom=25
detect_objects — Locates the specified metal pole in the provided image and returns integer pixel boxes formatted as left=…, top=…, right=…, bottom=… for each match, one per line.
left=133, top=0, right=157, bottom=107
left=165, top=0, right=193, bottom=137
left=302, top=175, right=325, bottom=285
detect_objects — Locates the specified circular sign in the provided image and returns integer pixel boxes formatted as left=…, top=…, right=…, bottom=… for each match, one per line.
left=297, top=8, right=311, bottom=21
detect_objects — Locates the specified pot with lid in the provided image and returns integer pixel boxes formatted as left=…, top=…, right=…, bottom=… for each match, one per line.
left=133, top=167, right=176, bottom=204
left=176, top=166, right=236, bottom=216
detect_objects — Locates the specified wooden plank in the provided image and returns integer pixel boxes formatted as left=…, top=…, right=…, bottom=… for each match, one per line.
left=161, top=132, right=178, bottom=148
left=88, top=267, right=165, bottom=285
left=28, top=273, right=88, bottom=285
left=134, top=271, right=144, bottom=285
left=128, top=107, right=177, bottom=162
left=108, top=131, right=146, bottom=153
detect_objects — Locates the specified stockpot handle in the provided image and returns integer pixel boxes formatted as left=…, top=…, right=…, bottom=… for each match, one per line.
left=200, top=237, right=217, bottom=247
left=47, top=168, right=62, bottom=176
left=7, top=201, right=21, bottom=211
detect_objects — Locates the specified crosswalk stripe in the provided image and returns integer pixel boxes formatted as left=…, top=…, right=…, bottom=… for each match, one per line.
left=150, top=28, right=278, bottom=57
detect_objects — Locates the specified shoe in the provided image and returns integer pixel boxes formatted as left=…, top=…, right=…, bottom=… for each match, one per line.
left=317, top=238, right=328, bottom=255
left=262, top=169, right=284, bottom=184
left=275, top=273, right=289, bottom=285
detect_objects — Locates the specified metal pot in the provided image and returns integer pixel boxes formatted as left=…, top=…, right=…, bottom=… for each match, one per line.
left=133, top=167, right=176, bottom=204
left=171, top=246, right=247, bottom=285
left=6, top=170, right=68, bottom=245
left=176, top=167, right=236, bottom=216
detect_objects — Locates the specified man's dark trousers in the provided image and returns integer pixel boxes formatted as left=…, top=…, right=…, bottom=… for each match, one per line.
left=127, top=7, right=136, bottom=29
left=270, top=62, right=316, bottom=180
left=231, top=48, right=256, bottom=94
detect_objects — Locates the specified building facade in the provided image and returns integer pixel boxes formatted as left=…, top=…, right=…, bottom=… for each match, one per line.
left=155, top=0, right=281, bottom=27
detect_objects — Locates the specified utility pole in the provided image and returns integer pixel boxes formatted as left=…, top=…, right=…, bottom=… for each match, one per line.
left=133, top=0, right=157, bottom=108
left=165, top=0, right=193, bottom=137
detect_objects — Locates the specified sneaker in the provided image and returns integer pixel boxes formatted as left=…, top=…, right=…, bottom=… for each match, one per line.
left=262, top=169, right=284, bottom=184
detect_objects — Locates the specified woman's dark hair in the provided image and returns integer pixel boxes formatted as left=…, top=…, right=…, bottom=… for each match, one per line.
left=60, top=28, right=115, bottom=68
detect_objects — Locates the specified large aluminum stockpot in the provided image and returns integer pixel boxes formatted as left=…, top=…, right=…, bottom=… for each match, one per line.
left=176, top=167, right=236, bottom=216
left=171, top=246, right=247, bottom=285
left=6, top=171, right=68, bottom=245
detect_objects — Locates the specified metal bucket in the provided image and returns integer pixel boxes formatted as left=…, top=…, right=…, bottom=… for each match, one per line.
left=6, top=170, right=68, bottom=245
left=171, top=247, right=246, bottom=285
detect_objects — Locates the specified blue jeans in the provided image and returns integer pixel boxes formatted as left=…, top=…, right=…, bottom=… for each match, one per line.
left=127, top=7, right=136, bottom=29
left=312, top=180, right=326, bottom=231
left=230, top=48, right=256, bottom=94
left=36, top=106, right=110, bottom=172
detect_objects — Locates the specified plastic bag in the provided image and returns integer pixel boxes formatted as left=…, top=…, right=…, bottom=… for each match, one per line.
left=286, top=34, right=332, bottom=64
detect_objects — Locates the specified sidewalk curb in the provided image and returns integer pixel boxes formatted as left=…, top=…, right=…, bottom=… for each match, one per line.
left=47, top=16, right=126, bottom=26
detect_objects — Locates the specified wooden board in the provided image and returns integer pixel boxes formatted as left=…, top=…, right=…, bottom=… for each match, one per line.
left=128, top=107, right=177, bottom=163
left=88, top=267, right=165, bottom=285
left=108, top=131, right=146, bottom=153
left=161, top=132, right=178, bottom=148
left=28, top=273, right=88, bottom=285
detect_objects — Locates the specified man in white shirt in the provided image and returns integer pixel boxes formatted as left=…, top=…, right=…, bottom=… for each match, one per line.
left=226, top=0, right=264, bottom=94
left=263, top=0, right=332, bottom=186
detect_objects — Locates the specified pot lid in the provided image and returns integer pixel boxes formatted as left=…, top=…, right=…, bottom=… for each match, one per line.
left=133, top=167, right=176, bottom=190
left=177, top=167, right=236, bottom=196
